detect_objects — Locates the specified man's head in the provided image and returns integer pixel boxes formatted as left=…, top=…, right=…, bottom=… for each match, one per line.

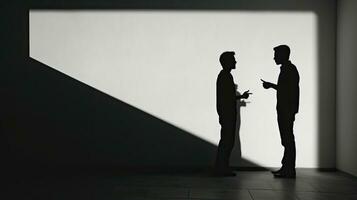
left=273, top=45, right=290, bottom=65
left=219, top=51, right=236, bottom=71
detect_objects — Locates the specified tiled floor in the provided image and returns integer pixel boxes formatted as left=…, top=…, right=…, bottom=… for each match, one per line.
left=7, top=169, right=357, bottom=200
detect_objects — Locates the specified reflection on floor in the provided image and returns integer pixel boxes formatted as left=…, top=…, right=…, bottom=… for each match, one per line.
left=8, top=169, right=357, bottom=200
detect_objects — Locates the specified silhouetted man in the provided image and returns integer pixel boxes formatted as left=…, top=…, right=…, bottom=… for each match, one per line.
left=215, top=51, right=250, bottom=176
left=261, top=45, right=300, bottom=178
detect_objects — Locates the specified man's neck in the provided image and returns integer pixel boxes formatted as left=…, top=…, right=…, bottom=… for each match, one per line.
left=281, top=60, right=291, bottom=66
left=279, top=60, right=291, bottom=69
left=223, top=69, right=232, bottom=73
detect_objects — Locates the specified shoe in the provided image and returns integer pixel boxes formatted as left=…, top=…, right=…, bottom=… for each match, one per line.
left=273, top=171, right=296, bottom=179
left=271, top=168, right=283, bottom=174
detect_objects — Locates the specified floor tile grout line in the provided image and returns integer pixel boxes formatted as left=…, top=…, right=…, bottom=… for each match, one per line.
left=247, top=189, right=255, bottom=200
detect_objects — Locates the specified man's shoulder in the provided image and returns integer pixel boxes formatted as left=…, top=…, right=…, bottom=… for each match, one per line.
left=218, top=70, right=231, bottom=79
left=288, top=62, right=298, bottom=70
left=286, top=62, right=299, bottom=75
left=287, top=62, right=300, bottom=83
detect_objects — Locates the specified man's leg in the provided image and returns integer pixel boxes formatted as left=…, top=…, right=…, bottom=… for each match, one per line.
left=278, top=114, right=287, bottom=169
left=215, top=120, right=236, bottom=174
left=285, top=115, right=296, bottom=171
left=215, top=125, right=226, bottom=171
left=276, top=113, right=296, bottom=177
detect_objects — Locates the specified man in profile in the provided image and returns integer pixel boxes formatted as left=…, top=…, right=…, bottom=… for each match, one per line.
left=215, top=51, right=250, bottom=176
left=261, top=45, right=300, bottom=178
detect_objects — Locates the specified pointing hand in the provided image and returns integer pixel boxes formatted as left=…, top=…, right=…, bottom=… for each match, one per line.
left=242, top=90, right=252, bottom=99
left=261, top=79, right=272, bottom=89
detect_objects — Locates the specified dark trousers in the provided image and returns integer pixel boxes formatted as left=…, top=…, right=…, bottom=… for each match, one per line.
left=277, top=112, right=296, bottom=171
left=215, top=118, right=236, bottom=171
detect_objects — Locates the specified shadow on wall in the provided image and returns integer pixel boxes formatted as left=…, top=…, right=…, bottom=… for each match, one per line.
left=3, top=58, right=260, bottom=172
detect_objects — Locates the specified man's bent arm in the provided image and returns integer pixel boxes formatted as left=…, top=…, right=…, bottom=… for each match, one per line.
left=236, top=95, right=243, bottom=100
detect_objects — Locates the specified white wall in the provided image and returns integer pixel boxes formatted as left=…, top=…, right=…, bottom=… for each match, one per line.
left=337, top=0, right=357, bottom=176
left=29, top=1, right=336, bottom=168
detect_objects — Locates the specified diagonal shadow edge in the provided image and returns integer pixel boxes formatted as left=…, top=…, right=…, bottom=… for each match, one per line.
left=4, top=57, right=263, bottom=172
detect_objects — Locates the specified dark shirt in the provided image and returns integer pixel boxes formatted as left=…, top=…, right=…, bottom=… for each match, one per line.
left=276, top=61, right=300, bottom=115
left=216, top=70, right=236, bottom=121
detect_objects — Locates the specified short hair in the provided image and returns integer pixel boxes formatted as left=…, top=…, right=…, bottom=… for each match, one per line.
left=274, top=45, right=290, bottom=60
left=219, top=51, right=235, bottom=69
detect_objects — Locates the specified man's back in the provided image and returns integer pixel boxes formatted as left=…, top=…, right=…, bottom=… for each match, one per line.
left=216, top=70, right=236, bottom=120
left=276, top=61, right=300, bottom=114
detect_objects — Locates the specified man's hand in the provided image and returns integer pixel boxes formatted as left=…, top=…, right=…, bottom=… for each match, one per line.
left=261, top=79, right=273, bottom=89
left=241, top=90, right=251, bottom=99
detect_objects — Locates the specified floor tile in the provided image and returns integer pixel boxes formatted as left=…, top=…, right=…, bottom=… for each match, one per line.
left=114, top=186, right=189, bottom=199
left=249, top=189, right=298, bottom=200
left=190, top=188, right=252, bottom=199
left=296, top=191, right=357, bottom=200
